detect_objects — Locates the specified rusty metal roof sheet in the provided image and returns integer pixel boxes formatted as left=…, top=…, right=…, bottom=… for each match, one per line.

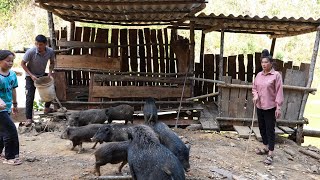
left=189, top=13, right=320, bottom=38
left=35, top=0, right=206, bottom=25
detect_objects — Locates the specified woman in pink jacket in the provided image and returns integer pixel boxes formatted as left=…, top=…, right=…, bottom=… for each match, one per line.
left=252, top=49, right=284, bottom=165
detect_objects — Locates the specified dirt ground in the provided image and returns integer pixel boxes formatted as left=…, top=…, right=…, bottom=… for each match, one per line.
left=0, top=121, right=320, bottom=180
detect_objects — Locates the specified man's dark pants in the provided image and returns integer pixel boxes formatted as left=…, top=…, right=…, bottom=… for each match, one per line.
left=25, top=76, right=51, bottom=119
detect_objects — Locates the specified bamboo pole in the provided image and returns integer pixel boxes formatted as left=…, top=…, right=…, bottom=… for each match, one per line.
left=57, top=101, right=193, bottom=105
left=218, top=29, right=225, bottom=118
left=189, top=21, right=195, bottom=97
left=47, top=11, right=56, bottom=50
left=188, top=77, right=225, bottom=84
left=270, top=38, right=276, bottom=56
left=186, top=92, right=219, bottom=101
left=216, top=117, right=306, bottom=125
left=296, top=26, right=320, bottom=145
left=216, top=83, right=317, bottom=93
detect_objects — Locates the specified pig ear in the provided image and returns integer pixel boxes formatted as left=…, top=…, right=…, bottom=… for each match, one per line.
left=185, top=144, right=191, bottom=151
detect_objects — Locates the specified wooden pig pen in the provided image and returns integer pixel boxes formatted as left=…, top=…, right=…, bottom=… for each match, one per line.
left=36, top=1, right=320, bottom=143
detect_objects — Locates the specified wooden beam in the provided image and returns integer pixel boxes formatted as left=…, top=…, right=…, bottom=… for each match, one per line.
left=92, top=86, right=191, bottom=99
left=47, top=11, right=57, bottom=50
left=56, top=55, right=121, bottom=71
left=56, top=101, right=194, bottom=105
left=270, top=38, right=276, bottom=56
left=57, top=40, right=113, bottom=48
left=219, top=30, right=224, bottom=81
left=94, top=74, right=188, bottom=85
left=189, top=21, right=195, bottom=98
left=216, top=117, right=306, bottom=125
left=67, top=19, right=171, bottom=26
left=297, top=26, right=320, bottom=145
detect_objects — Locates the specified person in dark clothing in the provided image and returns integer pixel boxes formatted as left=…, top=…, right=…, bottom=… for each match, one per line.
left=20, top=34, right=55, bottom=126
left=0, top=50, right=22, bottom=165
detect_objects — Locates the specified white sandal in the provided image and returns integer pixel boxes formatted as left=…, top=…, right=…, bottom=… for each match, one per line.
left=3, top=158, right=22, bottom=165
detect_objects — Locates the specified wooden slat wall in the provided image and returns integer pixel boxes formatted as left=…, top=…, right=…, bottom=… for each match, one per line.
left=55, top=27, right=182, bottom=107
left=193, top=53, right=304, bottom=107
left=217, top=61, right=309, bottom=120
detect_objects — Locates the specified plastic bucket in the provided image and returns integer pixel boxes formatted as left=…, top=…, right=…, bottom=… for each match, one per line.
left=34, top=76, right=56, bottom=102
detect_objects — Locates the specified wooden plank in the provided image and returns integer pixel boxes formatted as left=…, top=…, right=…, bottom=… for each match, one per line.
left=204, top=54, right=214, bottom=101
left=233, top=125, right=251, bottom=138
left=238, top=54, right=245, bottom=81
left=245, top=82, right=254, bottom=118
left=228, top=79, right=241, bottom=117
left=73, top=27, right=82, bottom=55
left=275, top=127, right=285, bottom=134
left=158, top=29, right=165, bottom=74
left=274, top=59, right=284, bottom=72
left=252, top=127, right=262, bottom=141
left=282, top=61, right=293, bottom=80
left=214, top=54, right=220, bottom=97
left=73, top=27, right=82, bottom=85
left=227, top=55, right=237, bottom=79
left=223, top=57, right=227, bottom=76
left=247, top=54, right=254, bottom=82
left=299, top=63, right=310, bottom=83
left=89, top=73, right=101, bottom=102
left=194, top=63, right=201, bottom=96
left=254, top=52, right=262, bottom=76
left=138, top=29, right=146, bottom=73
left=53, top=72, right=66, bottom=101
left=164, top=28, right=170, bottom=74
left=94, top=74, right=188, bottom=84
left=220, top=76, right=231, bottom=116
left=111, top=29, right=119, bottom=57
left=151, top=29, right=159, bottom=73
left=120, top=29, right=129, bottom=72
left=278, top=126, right=295, bottom=134
left=56, top=55, right=120, bottom=71
left=91, top=86, right=191, bottom=99
left=170, top=29, right=177, bottom=73
left=82, top=27, right=91, bottom=86
left=284, top=69, right=307, bottom=120
left=92, top=28, right=108, bottom=57
left=237, top=81, right=247, bottom=118
left=57, top=40, right=114, bottom=48
left=129, top=29, right=138, bottom=72
left=144, top=28, right=152, bottom=73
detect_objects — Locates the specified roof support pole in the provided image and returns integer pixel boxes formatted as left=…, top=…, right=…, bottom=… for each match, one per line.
left=270, top=38, right=276, bottom=56
left=47, top=11, right=57, bottom=50
left=297, top=26, right=320, bottom=145
left=69, top=21, right=75, bottom=41
left=189, top=21, right=195, bottom=97
left=218, top=29, right=225, bottom=118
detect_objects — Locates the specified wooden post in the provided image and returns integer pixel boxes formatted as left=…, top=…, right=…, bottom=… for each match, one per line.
left=189, top=21, right=195, bottom=97
left=218, top=30, right=225, bottom=116
left=69, top=21, right=75, bottom=41
left=270, top=38, right=276, bottom=56
left=47, top=11, right=56, bottom=50
left=297, top=26, right=320, bottom=145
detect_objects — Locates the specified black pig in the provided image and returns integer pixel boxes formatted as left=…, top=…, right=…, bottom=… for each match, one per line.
left=106, top=105, right=134, bottom=125
left=60, top=124, right=104, bottom=153
left=91, top=124, right=132, bottom=144
left=143, top=97, right=158, bottom=125
left=127, top=125, right=185, bottom=180
left=94, top=141, right=129, bottom=176
left=152, top=121, right=191, bottom=171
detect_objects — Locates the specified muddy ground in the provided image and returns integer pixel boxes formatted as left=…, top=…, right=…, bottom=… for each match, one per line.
left=0, top=121, right=319, bottom=180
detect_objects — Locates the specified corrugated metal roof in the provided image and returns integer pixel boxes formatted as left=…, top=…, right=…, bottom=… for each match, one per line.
left=35, top=0, right=206, bottom=25
left=190, top=13, right=320, bottom=38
